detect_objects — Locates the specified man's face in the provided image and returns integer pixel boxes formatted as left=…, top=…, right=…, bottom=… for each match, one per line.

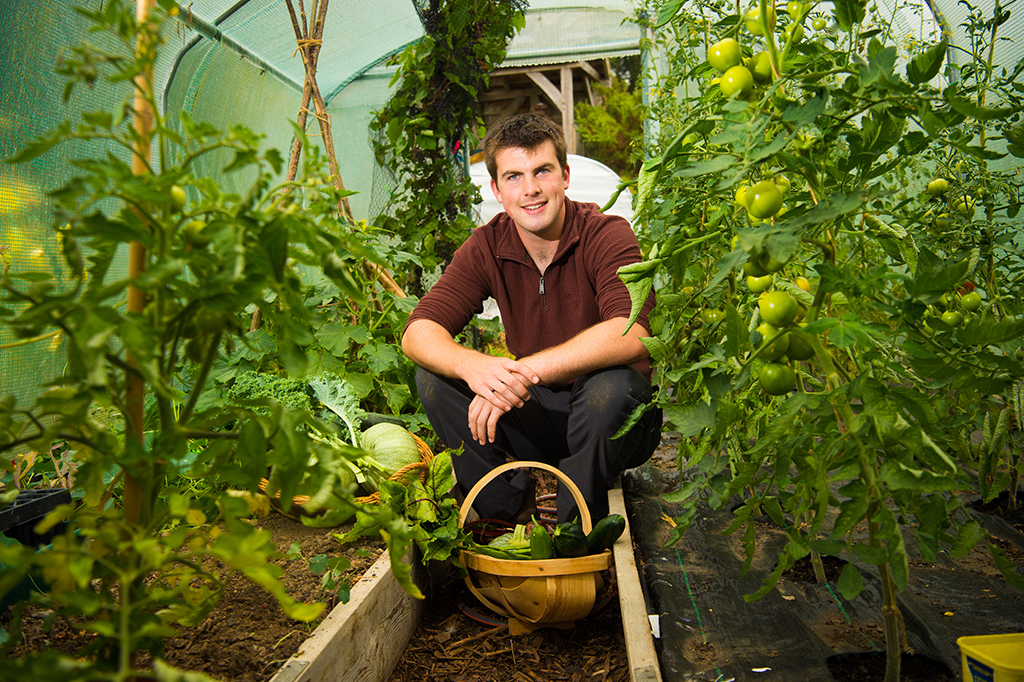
left=490, top=139, right=570, bottom=241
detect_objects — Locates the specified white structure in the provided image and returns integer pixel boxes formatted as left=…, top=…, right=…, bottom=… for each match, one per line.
left=469, top=153, right=635, bottom=227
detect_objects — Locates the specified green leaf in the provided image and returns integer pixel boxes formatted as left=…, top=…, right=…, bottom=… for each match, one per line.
left=945, top=95, right=1020, bottom=121
left=906, top=40, right=947, bottom=85
left=853, top=543, right=888, bottom=565
left=663, top=400, right=716, bottom=438
left=360, top=341, right=401, bottom=375
left=618, top=260, right=659, bottom=332
left=879, top=461, right=957, bottom=493
left=956, top=315, right=1024, bottom=345
left=986, top=540, right=1024, bottom=591
left=655, top=0, right=685, bottom=27
left=949, top=520, right=984, bottom=558
left=836, top=562, right=863, bottom=598
left=833, top=0, right=867, bottom=32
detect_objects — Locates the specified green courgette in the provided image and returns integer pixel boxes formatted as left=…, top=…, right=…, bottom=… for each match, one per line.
left=585, top=514, right=625, bottom=554
left=529, top=517, right=554, bottom=560
left=552, top=521, right=588, bottom=558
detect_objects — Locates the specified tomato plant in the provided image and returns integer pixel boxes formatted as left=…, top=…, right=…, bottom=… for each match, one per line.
left=631, top=0, right=1024, bottom=679
left=0, top=4, right=424, bottom=677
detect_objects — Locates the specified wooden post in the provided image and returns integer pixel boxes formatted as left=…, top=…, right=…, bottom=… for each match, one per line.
left=560, top=65, right=575, bottom=154
left=123, top=0, right=157, bottom=525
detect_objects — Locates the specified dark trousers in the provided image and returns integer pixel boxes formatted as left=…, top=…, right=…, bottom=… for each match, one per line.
left=416, top=365, right=662, bottom=523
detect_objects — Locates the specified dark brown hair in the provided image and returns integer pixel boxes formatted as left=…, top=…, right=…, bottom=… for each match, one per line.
left=482, top=113, right=568, bottom=182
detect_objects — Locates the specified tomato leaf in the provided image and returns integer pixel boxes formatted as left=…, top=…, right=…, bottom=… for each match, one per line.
left=662, top=399, right=717, bottom=438
left=945, top=94, right=1020, bottom=121
left=906, top=40, right=947, bottom=85
left=654, top=0, right=685, bottom=27
left=879, top=461, right=957, bottom=493
left=836, top=562, right=864, bottom=599
left=956, top=315, right=1024, bottom=345
left=833, top=0, right=867, bottom=32
left=949, top=520, right=984, bottom=558
left=986, top=540, right=1024, bottom=591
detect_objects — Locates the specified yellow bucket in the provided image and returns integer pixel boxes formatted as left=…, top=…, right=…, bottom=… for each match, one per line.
left=958, top=633, right=1024, bottom=682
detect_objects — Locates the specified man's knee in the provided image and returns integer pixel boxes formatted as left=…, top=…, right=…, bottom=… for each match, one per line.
left=572, top=366, right=653, bottom=436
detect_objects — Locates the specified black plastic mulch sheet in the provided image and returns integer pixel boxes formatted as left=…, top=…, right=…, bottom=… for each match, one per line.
left=621, top=455, right=1024, bottom=682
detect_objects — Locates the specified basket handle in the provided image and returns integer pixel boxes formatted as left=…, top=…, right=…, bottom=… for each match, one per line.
left=457, top=461, right=593, bottom=532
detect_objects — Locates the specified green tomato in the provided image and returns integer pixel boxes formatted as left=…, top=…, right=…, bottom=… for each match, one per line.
left=170, top=185, right=187, bottom=211
left=743, top=259, right=769, bottom=277
left=759, top=290, right=799, bottom=326
left=747, top=180, right=784, bottom=219
left=747, top=274, right=774, bottom=293
left=745, top=6, right=775, bottom=35
left=812, top=17, right=826, bottom=30
left=683, top=132, right=701, bottom=145
left=774, top=175, right=791, bottom=194
left=182, top=219, right=211, bottom=248
left=720, top=65, right=754, bottom=99
left=941, top=310, right=963, bottom=327
left=184, top=337, right=205, bottom=363
left=795, top=276, right=811, bottom=292
left=756, top=323, right=791, bottom=361
left=785, top=327, right=816, bottom=361
left=787, top=1, right=807, bottom=20
left=758, top=252, right=788, bottom=274
left=926, top=178, right=949, bottom=195
left=702, top=308, right=726, bottom=325
left=735, top=184, right=751, bottom=208
left=708, top=38, right=743, bottom=73
left=933, top=213, right=953, bottom=230
left=195, top=308, right=228, bottom=334
left=782, top=22, right=804, bottom=43
left=960, top=292, right=982, bottom=311
left=750, top=51, right=773, bottom=83
left=954, top=195, right=975, bottom=215
left=759, top=362, right=796, bottom=395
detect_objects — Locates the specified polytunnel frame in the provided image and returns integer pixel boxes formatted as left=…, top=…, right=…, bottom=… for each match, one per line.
left=159, top=1, right=424, bottom=117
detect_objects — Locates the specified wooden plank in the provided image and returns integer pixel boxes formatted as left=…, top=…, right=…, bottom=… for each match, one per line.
left=526, top=71, right=564, bottom=115
left=268, top=549, right=428, bottom=682
left=609, top=485, right=663, bottom=682
left=575, top=60, right=601, bottom=81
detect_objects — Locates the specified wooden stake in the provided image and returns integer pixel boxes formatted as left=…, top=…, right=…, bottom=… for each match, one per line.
left=123, top=0, right=157, bottom=526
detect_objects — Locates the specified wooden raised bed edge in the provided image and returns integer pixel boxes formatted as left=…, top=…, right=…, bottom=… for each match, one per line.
left=609, top=484, right=663, bottom=682
left=269, top=479, right=662, bottom=682
left=268, top=547, right=430, bottom=682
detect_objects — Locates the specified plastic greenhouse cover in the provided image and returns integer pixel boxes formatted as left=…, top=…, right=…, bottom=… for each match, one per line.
left=621, top=458, right=1024, bottom=681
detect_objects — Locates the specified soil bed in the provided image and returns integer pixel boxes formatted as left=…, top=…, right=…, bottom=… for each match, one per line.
left=156, top=513, right=386, bottom=681
left=388, top=574, right=630, bottom=682
left=2, top=513, right=385, bottom=682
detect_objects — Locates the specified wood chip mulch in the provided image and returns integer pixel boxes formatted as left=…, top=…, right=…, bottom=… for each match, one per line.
left=388, top=575, right=631, bottom=682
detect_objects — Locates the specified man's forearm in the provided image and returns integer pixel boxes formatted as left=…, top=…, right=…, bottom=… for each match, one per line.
left=402, top=318, right=480, bottom=382
left=521, top=317, right=650, bottom=385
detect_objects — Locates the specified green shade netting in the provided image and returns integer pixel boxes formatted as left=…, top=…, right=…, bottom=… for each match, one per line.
left=0, top=0, right=1018, bottom=405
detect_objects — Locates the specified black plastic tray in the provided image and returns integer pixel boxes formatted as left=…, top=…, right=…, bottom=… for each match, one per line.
left=0, top=488, right=72, bottom=547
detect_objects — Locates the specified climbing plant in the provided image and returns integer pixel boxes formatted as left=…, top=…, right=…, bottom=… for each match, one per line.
left=369, top=0, right=527, bottom=294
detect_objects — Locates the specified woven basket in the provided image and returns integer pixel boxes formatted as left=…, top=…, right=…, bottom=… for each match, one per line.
left=458, top=461, right=612, bottom=633
left=260, top=432, right=434, bottom=515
